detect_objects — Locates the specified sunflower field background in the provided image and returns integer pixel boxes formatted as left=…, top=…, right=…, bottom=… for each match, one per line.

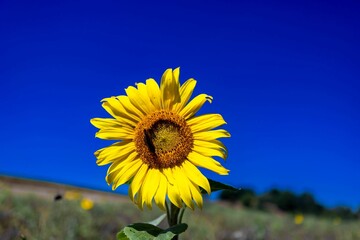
left=1, top=177, right=359, bottom=240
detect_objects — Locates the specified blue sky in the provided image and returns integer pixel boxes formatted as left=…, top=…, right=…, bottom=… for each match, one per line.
left=1, top=0, right=359, bottom=209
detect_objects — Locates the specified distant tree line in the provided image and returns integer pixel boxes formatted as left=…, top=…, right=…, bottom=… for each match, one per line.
left=219, top=188, right=360, bottom=220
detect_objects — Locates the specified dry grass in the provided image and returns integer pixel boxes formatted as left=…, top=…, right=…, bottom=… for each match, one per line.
left=0, top=177, right=359, bottom=240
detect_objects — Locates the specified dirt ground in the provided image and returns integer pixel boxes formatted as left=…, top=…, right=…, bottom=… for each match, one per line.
left=0, top=175, right=127, bottom=203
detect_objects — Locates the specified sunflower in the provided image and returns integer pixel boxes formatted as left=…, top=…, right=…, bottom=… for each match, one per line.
left=91, top=68, right=230, bottom=210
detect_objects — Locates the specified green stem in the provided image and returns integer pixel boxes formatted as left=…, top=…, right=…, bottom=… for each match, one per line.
left=178, top=208, right=185, bottom=224
left=165, top=201, right=171, bottom=226
left=169, top=202, right=180, bottom=227
left=167, top=201, right=182, bottom=240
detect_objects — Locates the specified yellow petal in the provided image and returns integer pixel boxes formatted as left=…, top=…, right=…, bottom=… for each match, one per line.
left=136, top=184, right=144, bottom=210
left=136, top=82, right=156, bottom=111
left=141, top=168, right=160, bottom=209
left=162, top=167, right=175, bottom=185
left=173, top=67, right=180, bottom=84
left=173, top=78, right=197, bottom=113
left=194, top=139, right=228, bottom=152
left=160, top=68, right=181, bottom=110
left=182, top=161, right=211, bottom=194
left=173, top=166, right=194, bottom=210
left=188, top=181, right=203, bottom=209
left=193, top=129, right=231, bottom=141
left=193, top=145, right=227, bottom=159
left=187, top=151, right=229, bottom=175
left=111, top=158, right=143, bottom=190
left=125, top=85, right=153, bottom=114
left=188, top=114, right=226, bottom=133
left=154, top=171, right=168, bottom=211
left=96, top=149, right=133, bottom=166
left=106, top=151, right=138, bottom=177
left=90, top=118, right=128, bottom=129
left=117, top=95, right=144, bottom=119
left=128, top=163, right=148, bottom=201
left=167, top=181, right=183, bottom=208
left=179, top=94, right=212, bottom=120
left=146, top=78, right=162, bottom=109
left=101, top=97, right=140, bottom=126
left=194, top=139, right=228, bottom=159
left=95, top=141, right=135, bottom=166
left=95, top=128, right=134, bottom=140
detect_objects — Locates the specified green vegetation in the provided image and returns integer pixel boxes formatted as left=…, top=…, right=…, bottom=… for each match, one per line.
left=220, top=188, right=360, bottom=220
left=1, top=189, right=359, bottom=240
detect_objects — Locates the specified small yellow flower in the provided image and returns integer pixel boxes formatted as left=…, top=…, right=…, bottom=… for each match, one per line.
left=81, top=198, right=94, bottom=210
left=64, top=190, right=81, bottom=200
left=91, top=68, right=230, bottom=210
left=294, top=213, right=304, bottom=225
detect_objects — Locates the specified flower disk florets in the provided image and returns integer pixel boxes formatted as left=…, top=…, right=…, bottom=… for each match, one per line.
left=134, top=110, right=193, bottom=169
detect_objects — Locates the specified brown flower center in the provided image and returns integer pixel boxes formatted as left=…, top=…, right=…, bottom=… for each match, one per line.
left=134, top=110, right=193, bottom=169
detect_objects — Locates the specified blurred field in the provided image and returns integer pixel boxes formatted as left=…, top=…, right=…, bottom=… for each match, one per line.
left=1, top=177, right=359, bottom=240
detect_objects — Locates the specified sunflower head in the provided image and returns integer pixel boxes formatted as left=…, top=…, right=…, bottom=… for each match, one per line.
left=91, top=68, right=230, bottom=210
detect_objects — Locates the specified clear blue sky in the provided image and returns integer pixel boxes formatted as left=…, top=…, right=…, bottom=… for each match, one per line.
left=1, top=0, right=359, bottom=209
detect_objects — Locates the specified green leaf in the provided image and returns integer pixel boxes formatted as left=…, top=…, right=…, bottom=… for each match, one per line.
left=117, top=223, right=162, bottom=240
left=147, top=214, right=166, bottom=226
left=116, top=231, right=129, bottom=240
left=201, top=179, right=239, bottom=194
left=116, top=223, right=188, bottom=240
left=155, top=223, right=188, bottom=240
